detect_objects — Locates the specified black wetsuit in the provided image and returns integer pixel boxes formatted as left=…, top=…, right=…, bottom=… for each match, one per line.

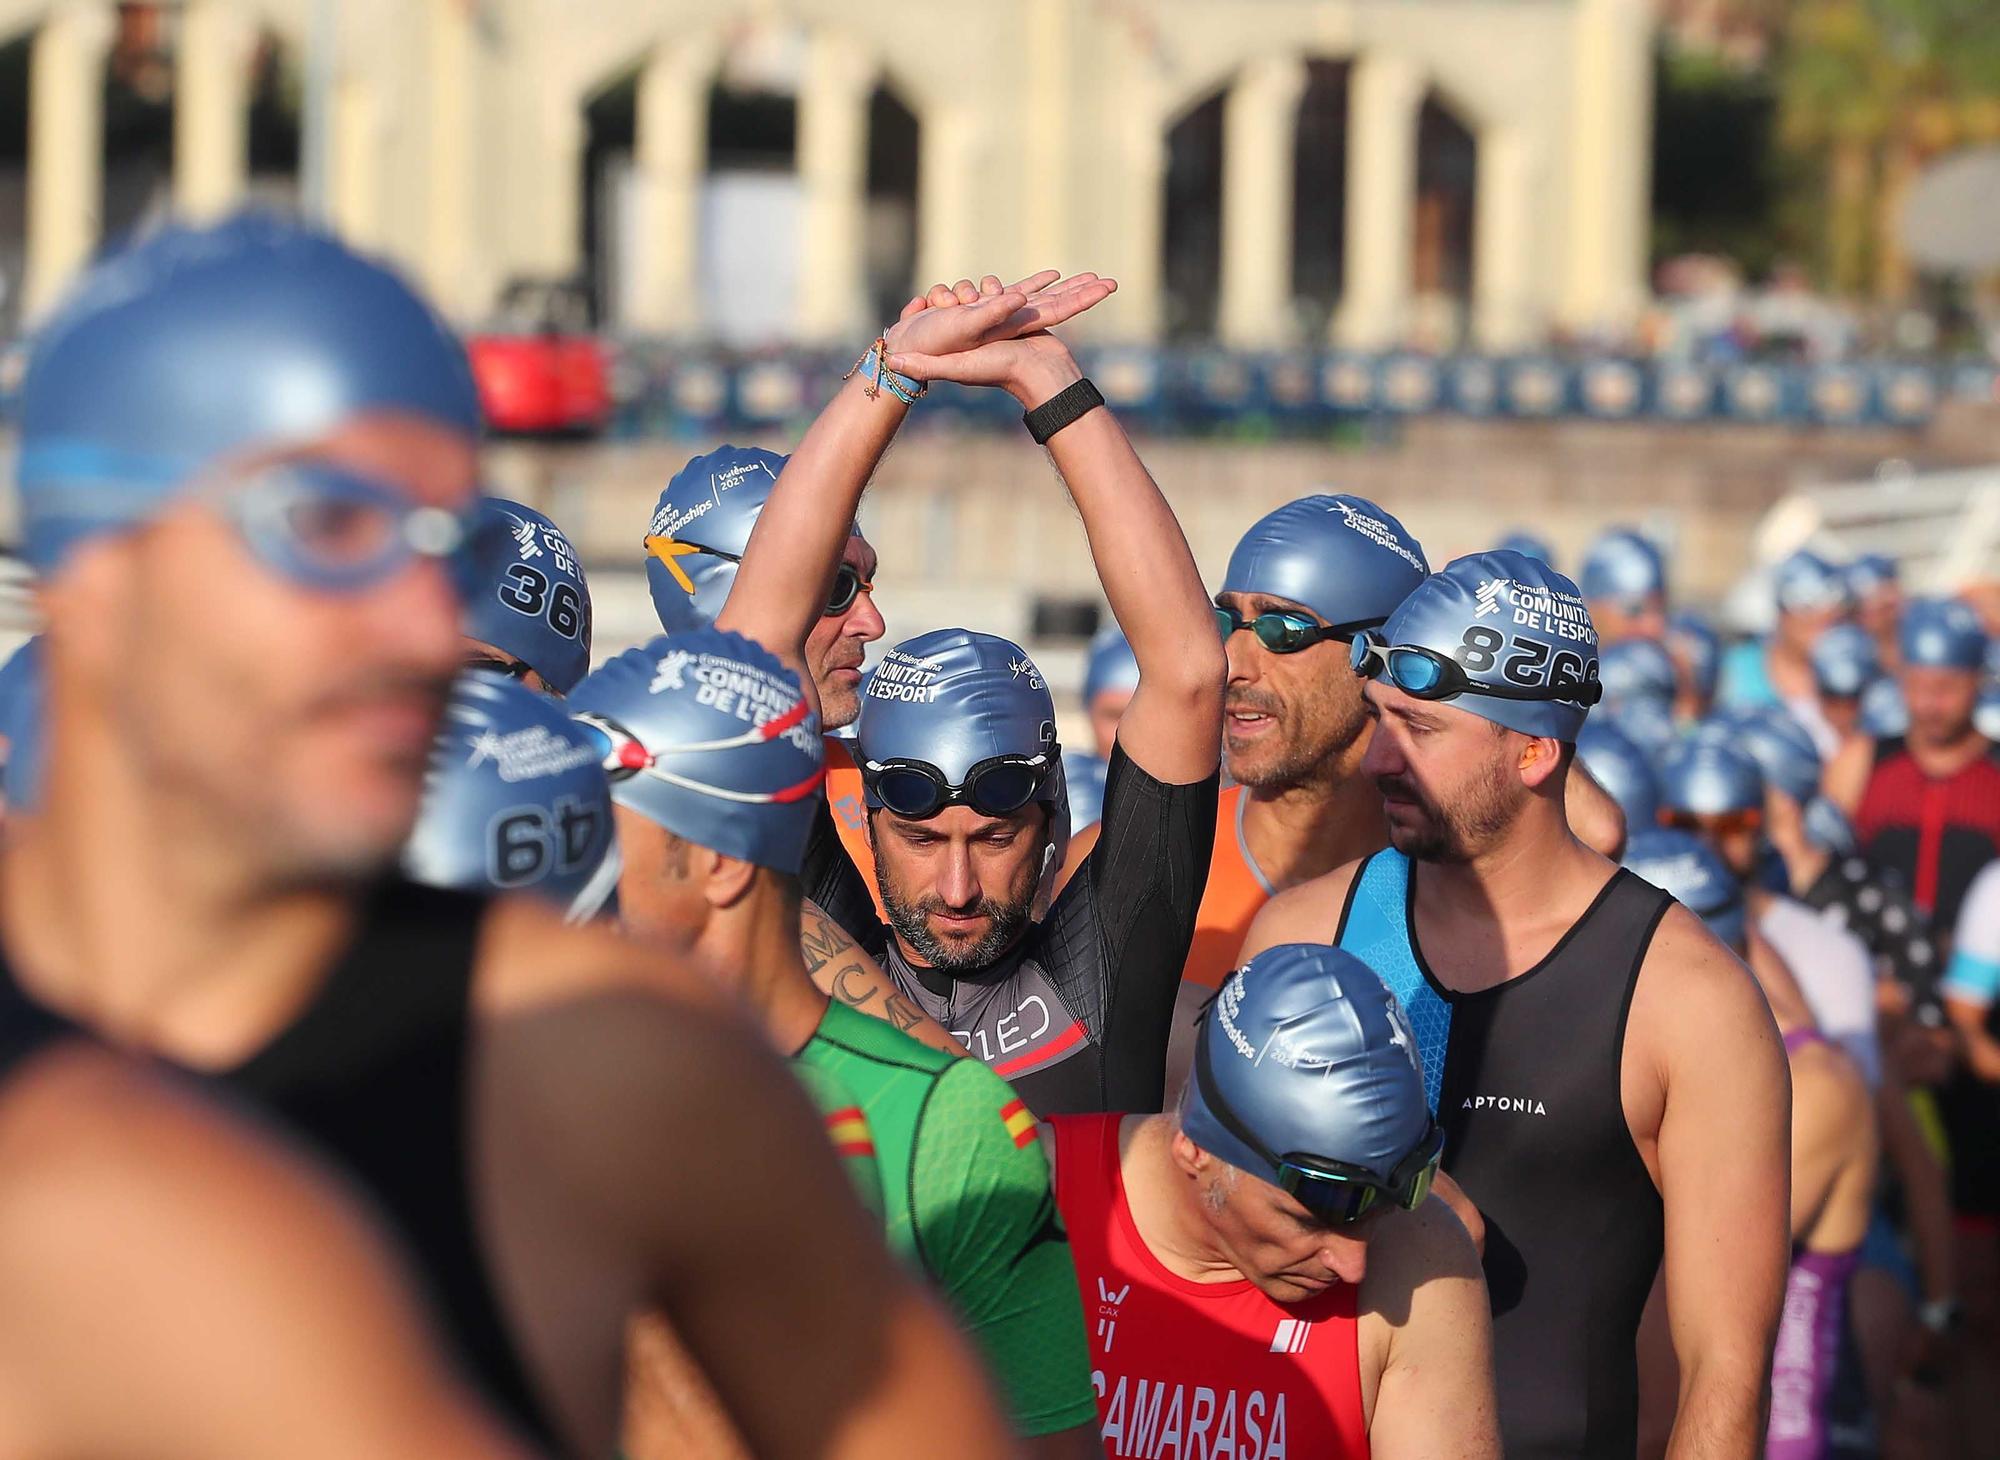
left=0, top=882, right=559, bottom=1449
left=1335, top=851, right=1673, bottom=1459
left=806, top=742, right=1217, bottom=1116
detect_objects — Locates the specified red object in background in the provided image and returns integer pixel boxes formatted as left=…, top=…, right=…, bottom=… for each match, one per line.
left=466, top=280, right=611, bottom=437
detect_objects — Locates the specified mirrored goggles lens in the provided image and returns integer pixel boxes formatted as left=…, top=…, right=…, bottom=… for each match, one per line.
left=1349, top=633, right=1449, bottom=695
left=223, top=463, right=471, bottom=594
left=826, top=563, right=872, bottom=617
left=868, top=757, right=1049, bottom=820
left=1217, top=607, right=1350, bottom=654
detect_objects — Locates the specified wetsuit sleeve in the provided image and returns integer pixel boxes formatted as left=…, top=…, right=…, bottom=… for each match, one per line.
left=802, top=798, right=888, bottom=959
left=911, top=1059, right=1097, bottom=1437
left=1945, top=863, right=2000, bottom=1007
left=1065, top=741, right=1219, bottom=1110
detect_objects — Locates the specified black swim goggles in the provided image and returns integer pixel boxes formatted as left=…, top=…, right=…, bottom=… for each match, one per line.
left=861, top=752, right=1056, bottom=821
left=1349, top=630, right=1602, bottom=707
left=644, top=536, right=873, bottom=617
left=1194, top=1020, right=1444, bottom=1226
left=1216, top=606, right=1383, bottom=655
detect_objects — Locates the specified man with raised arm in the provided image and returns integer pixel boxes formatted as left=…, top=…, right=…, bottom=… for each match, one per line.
left=719, top=274, right=1225, bottom=1116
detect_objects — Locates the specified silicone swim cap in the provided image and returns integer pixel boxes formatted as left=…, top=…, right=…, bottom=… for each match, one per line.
left=1496, top=532, right=1556, bottom=568
left=1656, top=738, right=1763, bottom=817
left=1221, top=494, right=1428, bottom=629
left=1599, top=638, right=1679, bottom=708
left=1082, top=627, right=1140, bottom=710
left=1666, top=612, right=1721, bottom=702
left=1623, top=827, right=1747, bottom=951
left=0, top=638, right=44, bottom=815
left=404, top=672, right=619, bottom=921
left=1182, top=944, right=1434, bottom=1191
left=1810, top=622, right=1880, bottom=699
left=1063, top=750, right=1108, bottom=835
left=19, top=213, right=480, bottom=573
left=1372, top=549, right=1600, bottom=740
left=1847, top=553, right=1897, bottom=598
left=642, top=445, right=788, bottom=631
left=1860, top=677, right=1909, bottom=738
left=1580, top=529, right=1667, bottom=603
left=462, top=498, right=592, bottom=693
left=1605, top=694, right=1681, bottom=760
left=1576, top=719, right=1662, bottom=830
left=1900, top=597, right=1987, bottom=670
left=1716, top=707, right=1821, bottom=806
left=568, top=628, right=824, bottom=875
left=1773, top=550, right=1852, bottom=617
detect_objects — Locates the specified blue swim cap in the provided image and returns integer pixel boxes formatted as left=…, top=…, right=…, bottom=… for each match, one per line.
left=1810, top=622, right=1880, bottom=698
left=1221, top=494, right=1428, bottom=628
left=1847, top=552, right=1898, bottom=597
left=1860, top=677, right=1909, bottom=738
left=1666, top=612, right=1721, bottom=702
left=568, top=628, right=824, bottom=875
left=1575, top=719, right=1661, bottom=830
left=462, top=498, right=592, bottom=693
left=1063, top=750, right=1108, bottom=835
left=0, top=637, right=44, bottom=815
left=1376, top=549, right=1600, bottom=740
left=1773, top=550, right=1853, bottom=616
left=1605, top=694, right=1681, bottom=760
left=642, top=445, right=789, bottom=631
left=1802, top=797, right=1857, bottom=856
left=1496, top=532, right=1556, bottom=568
left=1599, top=638, right=1679, bottom=708
left=404, top=672, right=619, bottom=921
left=1580, top=528, right=1667, bottom=603
left=1656, top=738, right=1763, bottom=816
left=1182, top=944, right=1433, bottom=1189
left=19, top=214, right=480, bottom=574
left=1623, top=827, right=1747, bottom=951
left=1900, top=597, right=1987, bottom=670
left=1082, top=627, right=1140, bottom=710
left=1705, top=707, right=1819, bottom=805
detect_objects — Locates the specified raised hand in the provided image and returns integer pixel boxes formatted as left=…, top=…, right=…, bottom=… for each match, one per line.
left=883, top=272, right=1116, bottom=402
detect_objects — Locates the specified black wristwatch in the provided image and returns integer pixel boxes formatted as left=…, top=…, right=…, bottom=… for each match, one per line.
left=1023, top=379, right=1105, bottom=445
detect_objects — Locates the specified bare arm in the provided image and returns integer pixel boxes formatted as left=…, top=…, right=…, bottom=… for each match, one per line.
left=800, top=898, right=966, bottom=1056
left=717, top=274, right=1113, bottom=697
left=887, top=316, right=1223, bottom=784
left=1787, top=1046, right=1871, bottom=1241
left=1362, top=1197, right=1502, bottom=1459
left=1641, top=909, right=1792, bottom=1460
left=1824, top=734, right=1872, bottom=818
left=1235, top=862, right=1362, bottom=964
left=1566, top=761, right=1629, bottom=860
left=0, top=1046, right=532, bottom=1460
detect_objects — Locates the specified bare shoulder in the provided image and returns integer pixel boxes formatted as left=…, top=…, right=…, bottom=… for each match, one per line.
left=1627, top=902, right=1787, bottom=1107
left=472, top=892, right=730, bottom=1017
left=1239, top=858, right=1366, bottom=961
left=1359, top=1194, right=1486, bottom=1320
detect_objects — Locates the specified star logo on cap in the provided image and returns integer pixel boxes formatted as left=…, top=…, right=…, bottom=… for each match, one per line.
left=650, top=649, right=692, bottom=693
left=466, top=729, right=506, bottom=770
left=1475, top=578, right=1508, bottom=619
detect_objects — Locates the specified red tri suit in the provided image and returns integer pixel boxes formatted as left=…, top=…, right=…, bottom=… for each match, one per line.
left=1049, top=1113, right=1370, bottom=1460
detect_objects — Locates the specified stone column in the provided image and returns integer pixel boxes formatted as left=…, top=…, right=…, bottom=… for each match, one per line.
left=916, top=106, right=982, bottom=299
left=1560, top=0, right=1653, bottom=335
left=174, top=0, right=257, bottom=219
left=629, top=42, right=715, bottom=334
left=423, top=0, right=476, bottom=318
left=1335, top=50, right=1423, bottom=349
left=1218, top=55, right=1308, bottom=349
left=328, top=74, right=381, bottom=248
left=24, top=0, right=114, bottom=322
left=796, top=31, right=875, bottom=344
left=1473, top=125, right=1538, bottom=352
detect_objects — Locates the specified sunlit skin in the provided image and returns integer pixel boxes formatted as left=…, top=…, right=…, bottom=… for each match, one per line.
left=1167, top=1131, right=1386, bottom=1295
left=1902, top=665, right=1981, bottom=753
left=1588, top=593, right=1668, bottom=647
left=1357, top=684, right=1532, bottom=864
left=1216, top=590, right=1371, bottom=789
left=50, top=414, right=476, bottom=886
left=870, top=803, right=1049, bottom=969
left=1816, top=691, right=1863, bottom=741
left=1087, top=687, right=1134, bottom=761
left=805, top=536, right=885, bottom=731
left=1857, top=585, right=1903, bottom=658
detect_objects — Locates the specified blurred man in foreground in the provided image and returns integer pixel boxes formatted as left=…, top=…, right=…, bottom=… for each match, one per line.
left=1243, top=550, right=1789, bottom=1457
left=1045, top=944, right=1499, bottom=1459
left=0, top=215, right=1025, bottom=1459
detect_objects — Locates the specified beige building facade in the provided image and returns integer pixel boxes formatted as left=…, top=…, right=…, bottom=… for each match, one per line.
left=1, top=0, right=1654, bottom=349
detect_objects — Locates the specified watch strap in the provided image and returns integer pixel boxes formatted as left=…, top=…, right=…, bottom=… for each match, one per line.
left=1023, top=378, right=1105, bottom=446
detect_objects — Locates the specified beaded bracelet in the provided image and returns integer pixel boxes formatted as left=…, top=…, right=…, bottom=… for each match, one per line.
left=844, top=336, right=928, bottom=405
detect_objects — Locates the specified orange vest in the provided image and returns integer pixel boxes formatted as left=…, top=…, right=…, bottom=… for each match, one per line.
left=822, top=737, right=887, bottom=919
left=1183, top=784, right=1276, bottom=990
